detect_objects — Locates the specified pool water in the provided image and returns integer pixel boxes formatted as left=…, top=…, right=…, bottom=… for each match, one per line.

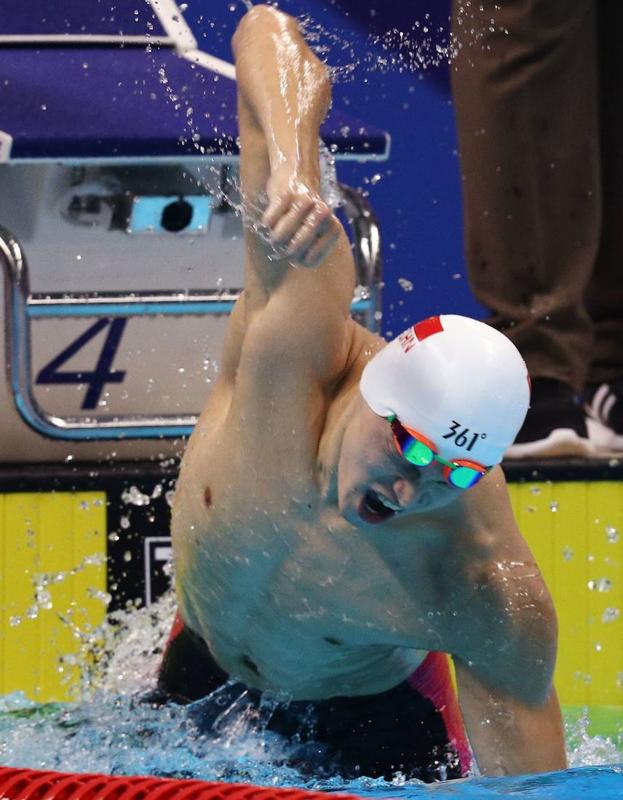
left=1, top=692, right=621, bottom=799
left=0, top=594, right=621, bottom=799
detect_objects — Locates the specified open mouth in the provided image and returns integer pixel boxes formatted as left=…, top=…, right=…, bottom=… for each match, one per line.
left=358, top=488, right=402, bottom=524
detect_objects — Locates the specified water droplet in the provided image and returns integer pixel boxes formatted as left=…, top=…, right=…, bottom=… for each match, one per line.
left=605, top=526, right=619, bottom=543
left=587, top=577, right=612, bottom=592
left=36, top=590, right=52, bottom=610
left=121, top=486, right=151, bottom=506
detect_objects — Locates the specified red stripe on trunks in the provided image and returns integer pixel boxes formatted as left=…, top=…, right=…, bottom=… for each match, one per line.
left=408, top=651, right=472, bottom=776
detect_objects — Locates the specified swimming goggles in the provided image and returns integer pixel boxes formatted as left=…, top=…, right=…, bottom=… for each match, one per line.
left=388, top=415, right=490, bottom=490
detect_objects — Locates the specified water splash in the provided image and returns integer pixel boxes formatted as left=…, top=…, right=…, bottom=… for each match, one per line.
left=566, top=711, right=622, bottom=768
left=149, top=4, right=465, bottom=237
left=1, top=593, right=621, bottom=792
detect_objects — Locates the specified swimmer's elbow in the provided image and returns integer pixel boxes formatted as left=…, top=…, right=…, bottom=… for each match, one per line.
left=232, top=6, right=300, bottom=60
left=232, top=6, right=331, bottom=106
left=233, top=6, right=281, bottom=53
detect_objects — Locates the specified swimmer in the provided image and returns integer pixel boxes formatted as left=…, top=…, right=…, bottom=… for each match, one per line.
left=164, top=5, right=567, bottom=780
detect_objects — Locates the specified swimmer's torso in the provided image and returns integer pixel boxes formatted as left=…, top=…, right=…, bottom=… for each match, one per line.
left=172, top=320, right=467, bottom=701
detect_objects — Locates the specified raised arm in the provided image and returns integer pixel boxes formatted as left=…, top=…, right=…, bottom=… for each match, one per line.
left=220, top=5, right=356, bottom=388
left=232, top=5, right=340, bottom=270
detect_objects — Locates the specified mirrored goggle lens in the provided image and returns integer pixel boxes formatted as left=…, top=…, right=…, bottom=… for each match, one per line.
left=402, top=438, right=435, bottom=467
left=448, top=465, right=484, bottom=490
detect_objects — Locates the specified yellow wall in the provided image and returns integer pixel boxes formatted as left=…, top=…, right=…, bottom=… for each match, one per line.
left=508, top=481, right=623, bottom=708
left=0, top=492, right=106, bottom=701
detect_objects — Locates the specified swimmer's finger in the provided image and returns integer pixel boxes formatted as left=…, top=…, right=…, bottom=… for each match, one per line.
left=262, top=194, right=293, bottom=230
left=300, top=227, right=340, bottom=268
left=270, top=196, right=315, bottom=247
left=291, top=216, right=339, bottom=267
left=286, top=204, right=332, bottom=257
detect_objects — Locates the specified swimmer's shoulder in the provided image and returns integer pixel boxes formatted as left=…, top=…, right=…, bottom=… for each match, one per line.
left=438, top=466, right=525, bottom=562
left=339, top=322, right=386, bottom=386
left=434, top=467, right=544, bottom=618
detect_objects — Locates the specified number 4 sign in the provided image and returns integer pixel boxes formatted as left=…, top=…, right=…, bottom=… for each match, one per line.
left=36, top=318, right=127, bottom=410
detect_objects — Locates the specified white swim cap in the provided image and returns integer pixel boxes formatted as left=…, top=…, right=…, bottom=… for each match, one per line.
left=360, top=315, right=530, bottom=465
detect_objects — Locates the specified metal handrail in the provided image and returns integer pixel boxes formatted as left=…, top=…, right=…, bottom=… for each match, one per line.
left=1, top=186, right=382, bottom=440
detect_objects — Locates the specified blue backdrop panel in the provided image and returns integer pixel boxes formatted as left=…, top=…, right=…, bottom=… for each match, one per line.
left=0, top=47, right=233, bottom=160
left=0, top=45, right=386, bottom=160
left=0, top=0, right=166, bottom=38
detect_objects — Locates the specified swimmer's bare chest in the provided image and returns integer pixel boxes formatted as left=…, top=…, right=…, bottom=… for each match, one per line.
left=172, top=415, right=459, bottom=700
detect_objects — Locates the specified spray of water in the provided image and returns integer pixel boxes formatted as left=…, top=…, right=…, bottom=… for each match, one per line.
left=1, top=589, right=620, bottom=788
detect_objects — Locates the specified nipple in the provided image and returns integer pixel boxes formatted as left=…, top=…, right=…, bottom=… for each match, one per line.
left=204, top=486, right=213, bottom=508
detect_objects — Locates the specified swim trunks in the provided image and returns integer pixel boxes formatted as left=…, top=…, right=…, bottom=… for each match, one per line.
left=155, top=614, right=471, bottom=781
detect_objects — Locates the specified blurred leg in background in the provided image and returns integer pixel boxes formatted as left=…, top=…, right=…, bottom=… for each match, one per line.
left=451, top=0, right=623, bottom=458
left=583, top=0, right=623, bottom=452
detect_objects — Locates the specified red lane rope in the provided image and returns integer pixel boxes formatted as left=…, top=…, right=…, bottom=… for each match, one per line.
left=0, top=767, right=365, bottom=800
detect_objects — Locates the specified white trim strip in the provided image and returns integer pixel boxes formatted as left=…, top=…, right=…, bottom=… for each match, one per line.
left=183, top=48, right=236, bottom=80
left=9, top=153, right=240, bottom=166
left=593, top=383, right=611, bottom=419
left=8, top=149, right=389, bottom=165
left=603, top=393, right=617, bottom=423
left=0, top=34, right=174, bottom=46
left=144, top=536, right=172, bottom=606
left=148, top=0, right=197, bottom=51
left=0, top=130, right=13, bottom=162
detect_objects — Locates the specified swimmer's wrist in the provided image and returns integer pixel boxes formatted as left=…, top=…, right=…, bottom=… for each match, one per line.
left=269, top=152, right=321, bottom=190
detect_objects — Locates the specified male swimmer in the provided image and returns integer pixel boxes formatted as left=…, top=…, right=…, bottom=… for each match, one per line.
left=162, top=5, right=567, bottom=781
